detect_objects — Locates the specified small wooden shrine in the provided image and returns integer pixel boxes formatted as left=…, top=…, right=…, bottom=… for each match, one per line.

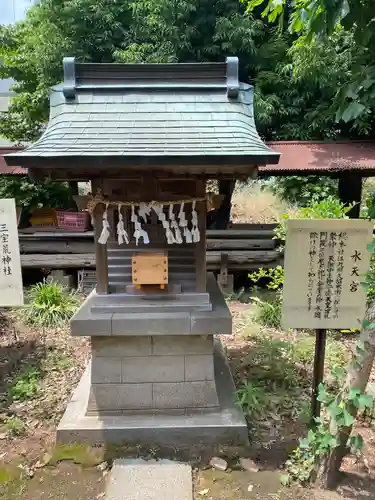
left=6, top=57, right=279, bottom=446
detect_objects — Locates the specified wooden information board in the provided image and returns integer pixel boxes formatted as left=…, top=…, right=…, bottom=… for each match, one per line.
left=0, top=199, right=24, bottom=306
left=282, top=219, right=373, bottom=330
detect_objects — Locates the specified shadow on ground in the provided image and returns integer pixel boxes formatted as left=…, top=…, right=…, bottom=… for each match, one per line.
left=334, top=471, right=375, bottom=500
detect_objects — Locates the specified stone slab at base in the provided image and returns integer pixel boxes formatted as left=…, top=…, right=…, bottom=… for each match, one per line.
left=106, top=459, right=192, bottom=500
left=70, top=273, right=231, bottom=337
left=57, top=340, right=248, bottom=447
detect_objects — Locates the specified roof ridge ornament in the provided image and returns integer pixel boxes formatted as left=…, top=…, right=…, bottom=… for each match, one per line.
left=61, top=56, right=240, bottom=97
left=226, top=56, right=239, bottom=98
left=63, top=56, right=76, bottom=100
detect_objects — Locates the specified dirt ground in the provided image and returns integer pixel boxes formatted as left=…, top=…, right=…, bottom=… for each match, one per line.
left=1, top=302, right=375, bottom=499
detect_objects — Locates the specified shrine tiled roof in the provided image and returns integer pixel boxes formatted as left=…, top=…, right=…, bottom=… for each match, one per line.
left=5, top=57, right=279, bottom=170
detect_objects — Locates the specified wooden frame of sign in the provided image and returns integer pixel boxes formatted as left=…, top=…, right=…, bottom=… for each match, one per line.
left=282, top=219, right=373, bottom=419
left=0, top=199, right=24, bottom=307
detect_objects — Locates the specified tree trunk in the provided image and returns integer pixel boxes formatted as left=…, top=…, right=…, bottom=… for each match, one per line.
left=315, top=300, right=375, bottom=489
left=338, top=173, right=363, bottom=219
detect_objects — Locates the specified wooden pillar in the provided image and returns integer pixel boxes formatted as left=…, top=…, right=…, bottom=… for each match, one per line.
left=91, top=179, right=108, bottom=294
left=214, top=179, right=235, bottom=229
left=338, top=172, right=362, bottom=218
left=195, top=179, right=207, bottom=292
left=68, top=181, right=79, bottom=196
left=93, top=205, right=109, bottom=294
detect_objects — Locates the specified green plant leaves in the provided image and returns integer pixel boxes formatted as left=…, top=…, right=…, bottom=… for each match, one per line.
left=280, top=474, right=290, bottom=486
left=235, top=381, right=268, bottom=417
left=10, top=365, right=41, bottom=401
left=347, top=388, right=361, bottom=401
left=249, top=266, right=284, bottom=290
left=307, top=429, right=315, bottom=443
left=349, top=434, right=364, bottom=454
left=343, top=409, right=355, bottom=427
left=355, top=340, right=366, bottom=355
left=19, top=280, right=80, bottom=327
left=290, top=420, right=339, bottom=483
left=357, top=394, right=374, bottom=412
left=0, top=177, right=73, bottom=211
left=317, top=383, right=333, bottom=404
left=268, top=178, right=339, bottom=209
left=330, top=364, right=346, bottom=381
left=327, top=401, right=343, bottom=418
left=339, top=101, right=366, bottom=123
left=298, top=437, right=310, bottom=450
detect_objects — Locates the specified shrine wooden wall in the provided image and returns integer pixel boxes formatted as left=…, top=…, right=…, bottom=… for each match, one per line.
left=18, top=224, right=281, bottom=271
left=93, top=175, right=207, bottom=293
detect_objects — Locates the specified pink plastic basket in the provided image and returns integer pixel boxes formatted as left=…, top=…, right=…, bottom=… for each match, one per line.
left=56, top=210, right=90, bottom=231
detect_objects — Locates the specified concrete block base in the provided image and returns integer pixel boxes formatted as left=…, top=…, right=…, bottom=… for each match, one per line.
left=88, top=335, right=219, bottom=413
left=57, top=340, right=248, bottom=447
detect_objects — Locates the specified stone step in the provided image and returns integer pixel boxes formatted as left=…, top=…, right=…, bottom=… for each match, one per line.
left=91, top=300, right=212, bottom=314
left=106, top=459, right=192, bottom=500
left=92, top=291, right=210, bottom=305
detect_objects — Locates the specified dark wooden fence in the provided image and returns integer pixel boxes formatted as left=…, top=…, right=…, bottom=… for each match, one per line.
left=18, top=223, right=282, bottom=291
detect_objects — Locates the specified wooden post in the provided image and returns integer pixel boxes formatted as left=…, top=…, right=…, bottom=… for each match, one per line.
left=311, top=328, right=327, bottom=422
left=338, top=172, right=363, bottom=218
left=68, top=181, right=79, bottom=196
left=93, top=205, right=109, bottom=294
left=195, top=179, right=207, bottom=292
left=214, top=179, right=235, bottom=229
left=91, top=179, right=108, bottom=294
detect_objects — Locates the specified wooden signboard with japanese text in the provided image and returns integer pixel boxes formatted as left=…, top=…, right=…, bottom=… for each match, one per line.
left=282, top=219, right=373, bottom=330
left=0, top=199, right=23, bottom=307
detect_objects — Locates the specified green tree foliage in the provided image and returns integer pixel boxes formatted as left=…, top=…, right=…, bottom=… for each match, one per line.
left=0, top=0, right=131, bottom=142
left=255, top=28, right=363, bottom=139
left=0, top=0, right=371, bottom=144
left=0, top=0, right=278, bottom=142
left=0, top=176, right=73, bottom=211
left=245, top=0, right=375, bottom=129
left=266, top=175, right=338, bottom=206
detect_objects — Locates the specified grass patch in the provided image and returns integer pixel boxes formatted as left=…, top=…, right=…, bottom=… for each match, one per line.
left=50, top=444, right=104, bottom=468
left=42, top=348, right=74, bottom=372
left=9, top=364, right=41, bottom=401
left=240, top=336, right=306, bottom=389
left=19, top=280, right=80, bottom=327
left=235, top=328, right=350, bottom=430
left=4, top=416, right=27, bottom=437
left=235, top=336, right=310, bottom=425
left=236, top=381, right=268, bottom=418
left=291, top=335, right=349, bottom=372
left=0, top=467, right=18, bottom=485
left=253, top=295, right=282, bottom=329
left=3, top=345, right=78, bottom=432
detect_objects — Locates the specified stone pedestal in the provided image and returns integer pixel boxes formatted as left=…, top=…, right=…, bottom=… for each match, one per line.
left=57, top=274, right=248, bottom=446
left=88, top=336, right=219, bottom=415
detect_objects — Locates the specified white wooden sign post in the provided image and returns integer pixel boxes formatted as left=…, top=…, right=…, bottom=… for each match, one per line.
left=282, top=219, right=373, bottom=419
left=0, top=199, right=23, bottom=307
